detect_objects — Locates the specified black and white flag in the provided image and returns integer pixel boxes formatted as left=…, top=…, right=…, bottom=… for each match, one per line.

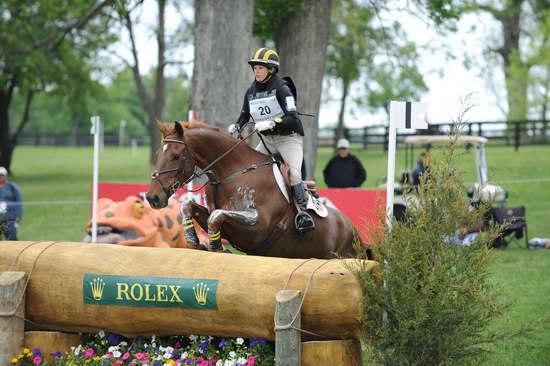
left=389, top=101, right=428, bottom=130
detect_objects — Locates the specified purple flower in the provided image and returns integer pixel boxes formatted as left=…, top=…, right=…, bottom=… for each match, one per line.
left=52, top=352, right=62, bottom=359
left=258, top=338, right=267, bottom=345
left=105, top=332, right=122, bottom=345
left=199, top=339, right=210, bottom=352
left=32, top=349, right=42, bottom=357
left=153, top=363, right=161, bottom=366
left=249, top=338, right=257, bottom=348
left=218, top=339, right=228, bottom=350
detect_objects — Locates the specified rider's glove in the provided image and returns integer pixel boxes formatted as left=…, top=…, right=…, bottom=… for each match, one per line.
left=228, top=124, right=238, bottom=134
left=254, top=120, right=275, bottom=132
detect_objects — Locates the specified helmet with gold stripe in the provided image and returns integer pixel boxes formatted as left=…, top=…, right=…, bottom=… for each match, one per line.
left=248, top=47, right=279, bottom=72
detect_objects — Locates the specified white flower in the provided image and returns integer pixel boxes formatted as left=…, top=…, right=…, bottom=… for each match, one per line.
left=189, top=334, right=198, bottom=341
left=108, top=346, right=119, bottom=353
left=119, top=341, right=128, bottom=346
left=98, top=330, right=105, bottom=338
left=144, top=343, right=149, bottom=349
left=216, top=361, right=223, bottom=366
left=236, top=338, right=244, bottom=345
left=112, top=351, right=121, bottom=358
left=237, top=357, right=247, bottom=364
left=163, top=352, right=172, bottom=359
left=163, top=364, right=171, bottom=366
left=180, top=352, right=188, bottom=359
left=224, top=360, right=236, bottom=366
left=229, top=351, right=236, bottom=358
left=73, top=345, right=82, bottom=356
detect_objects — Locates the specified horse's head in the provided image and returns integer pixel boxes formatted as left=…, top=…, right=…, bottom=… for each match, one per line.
left=146, top=121, right=196, bottom=209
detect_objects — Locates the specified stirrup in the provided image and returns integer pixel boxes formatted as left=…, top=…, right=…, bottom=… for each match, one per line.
left=294, top=211, right=315, bottom=235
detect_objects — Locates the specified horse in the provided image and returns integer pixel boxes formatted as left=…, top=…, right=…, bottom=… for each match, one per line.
left=146, top=120, right=363, bottom=259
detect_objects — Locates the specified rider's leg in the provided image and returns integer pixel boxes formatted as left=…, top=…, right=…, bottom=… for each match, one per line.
left=274, top=135, right=315, bottom=233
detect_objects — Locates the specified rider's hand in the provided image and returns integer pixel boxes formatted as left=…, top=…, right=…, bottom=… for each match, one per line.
left=228, top=124, right=238, bottom=134
left=254, top=120, right=275, bottom=132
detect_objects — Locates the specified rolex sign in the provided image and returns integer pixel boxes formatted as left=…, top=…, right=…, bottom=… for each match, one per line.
left=83, top=274, right=218, bottom=310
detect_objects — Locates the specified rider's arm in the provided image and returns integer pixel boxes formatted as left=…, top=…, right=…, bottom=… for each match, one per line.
left=236, top=93, right=251, bottom=128
left=273, top=84, right=300, bottom=134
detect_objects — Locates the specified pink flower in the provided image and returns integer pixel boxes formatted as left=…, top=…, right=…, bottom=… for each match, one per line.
left=135, top=353, right=146, bottom=360
left=32, top=356, right=42, bottom=365
left=106, top=352, right=113, bottom=358
left=199, top=362, right=209, bottom=366
left=122, top=352, right=130, bottom=360
left=112, top=360, right=123, bottom=366
left=85, top=348, right=94, bottom=358
left=175, top=342, right=181, bottom=349
left=247, top=355, right=259, bottom=366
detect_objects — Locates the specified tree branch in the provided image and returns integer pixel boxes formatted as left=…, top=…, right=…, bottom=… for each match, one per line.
left=18, top=0, right=115, bottom=57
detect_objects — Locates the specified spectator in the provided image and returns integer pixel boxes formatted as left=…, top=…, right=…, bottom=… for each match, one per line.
left=412, top=151, right=428, bottom=186
left=323, top=138, right=366, bottom=188
left=0, top=167, right=23, bottom=240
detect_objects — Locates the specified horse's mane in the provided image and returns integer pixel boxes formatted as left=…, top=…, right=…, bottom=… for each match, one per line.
left=177, top=121, right=220, bottom=132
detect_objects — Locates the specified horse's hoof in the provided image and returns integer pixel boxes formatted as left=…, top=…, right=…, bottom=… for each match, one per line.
left=198, top=244, right=209, bottom=251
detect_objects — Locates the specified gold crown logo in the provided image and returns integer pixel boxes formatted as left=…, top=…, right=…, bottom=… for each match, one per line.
left=193, top=282, right=210, bottom=306
left=90, top=277, right=106, bottom=300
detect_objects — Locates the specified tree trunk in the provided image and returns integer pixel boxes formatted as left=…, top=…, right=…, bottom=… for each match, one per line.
left=335, top=79, right=349, bottom=150
left=191, top=0, right=254, bottom=129
left=275, top=0, right=332, bottom=180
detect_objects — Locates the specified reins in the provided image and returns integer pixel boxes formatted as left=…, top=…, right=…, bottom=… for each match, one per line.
left=152, top=127, right=269, bottom=194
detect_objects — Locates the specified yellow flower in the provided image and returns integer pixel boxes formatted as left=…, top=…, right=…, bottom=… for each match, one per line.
left=11, top=358, right=17, bottom=364
left=167, top=360, right=175, bottom=366
left=18, top=355, right=24, bottom=359
left=23, top=348, right=30, bottom=355
left=93, top=357, right=101, bottom=361
left=85, top=360, right=91, bottom=363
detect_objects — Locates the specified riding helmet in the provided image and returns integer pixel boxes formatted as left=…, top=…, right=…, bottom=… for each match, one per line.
left=248, top=47, right=279, bottom=72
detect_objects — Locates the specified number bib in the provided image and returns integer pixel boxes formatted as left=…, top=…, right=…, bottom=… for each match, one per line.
left=248, top=90, right=284, bottom=121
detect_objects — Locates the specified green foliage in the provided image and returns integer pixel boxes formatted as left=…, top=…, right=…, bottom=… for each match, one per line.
left=252, top=0, right=304, bottom=41
left=347, top=125, right=525, bottom=364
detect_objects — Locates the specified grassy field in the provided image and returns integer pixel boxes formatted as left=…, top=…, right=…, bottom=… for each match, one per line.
left=7, top=143, right=550, bottom=365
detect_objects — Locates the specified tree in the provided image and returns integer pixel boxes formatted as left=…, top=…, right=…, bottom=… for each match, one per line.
left=274, top=0, right=332, bottom=180
left=325, top=0, right=374, bottom=146
left=0, top=0, right=116, bottom=172
left=190, top=0, right=255, bottom=128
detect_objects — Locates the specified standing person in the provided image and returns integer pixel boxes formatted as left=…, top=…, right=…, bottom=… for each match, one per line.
left=0, top=167, right=23, bottom=240
left=228, top=47, right=315, bottom=234
left=323, top=138, right=366, bottom=188
left=412, top=151, right=428, bottom=186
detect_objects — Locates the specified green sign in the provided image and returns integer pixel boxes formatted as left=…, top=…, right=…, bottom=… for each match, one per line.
left=83, top=274, right=218, bottom=310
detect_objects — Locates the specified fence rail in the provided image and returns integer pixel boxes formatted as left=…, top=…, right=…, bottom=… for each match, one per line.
left=320, top=120, right=550, bottom=151
left=16, top=120, right=550, bottom=151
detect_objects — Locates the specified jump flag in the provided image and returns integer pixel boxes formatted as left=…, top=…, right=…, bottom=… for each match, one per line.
left=386, top=101, right=429, bottom=229
left=389, top=101, right=428, bottom=130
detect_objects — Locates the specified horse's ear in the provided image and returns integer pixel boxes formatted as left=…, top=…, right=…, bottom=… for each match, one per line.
left=155, top=119, right=170, bottom=137
left=174, top=121, right=184, bottom=137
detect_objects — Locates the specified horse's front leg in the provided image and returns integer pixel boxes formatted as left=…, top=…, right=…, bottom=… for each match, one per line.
left=207, top=208, right=258, bottom=251
left=180, top=200, right=210, bottom=250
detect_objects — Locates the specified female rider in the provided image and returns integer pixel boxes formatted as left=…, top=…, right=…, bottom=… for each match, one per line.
left=228, top=47, right=315, bottom=234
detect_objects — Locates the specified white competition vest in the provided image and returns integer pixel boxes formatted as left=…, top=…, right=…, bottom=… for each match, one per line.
left=248, top=90, right=284, bottom=122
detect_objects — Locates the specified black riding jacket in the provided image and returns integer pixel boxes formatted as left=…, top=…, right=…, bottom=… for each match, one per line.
left=236, top=74, right=304, bottom=136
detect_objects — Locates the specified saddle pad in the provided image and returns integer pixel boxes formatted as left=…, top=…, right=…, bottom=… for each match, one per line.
left=273, top=164, right=291, bottom=203
left=307, top=195, right=328, bottom=218
left=272, top=164, right=328, bottom=218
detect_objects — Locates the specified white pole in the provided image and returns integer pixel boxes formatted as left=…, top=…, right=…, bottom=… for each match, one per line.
left=90, top=116, right=101, bottom=243
left=385, top=124, right=397, bottom=229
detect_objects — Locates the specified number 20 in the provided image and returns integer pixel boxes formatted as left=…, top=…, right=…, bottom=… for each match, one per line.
left=259, top=106, right=271, bottom=115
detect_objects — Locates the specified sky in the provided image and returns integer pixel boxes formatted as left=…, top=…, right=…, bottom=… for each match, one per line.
left=114, top=3, right=505, bottom=129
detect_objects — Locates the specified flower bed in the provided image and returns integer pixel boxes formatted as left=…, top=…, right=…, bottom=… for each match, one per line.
left=11, top=332, right=275, bottom=366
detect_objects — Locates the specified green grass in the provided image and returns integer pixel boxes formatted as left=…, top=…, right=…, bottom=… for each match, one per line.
left=7, top=143, right=550, bottom=365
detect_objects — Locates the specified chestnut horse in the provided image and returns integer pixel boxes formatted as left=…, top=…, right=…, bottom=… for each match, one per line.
left=146, top=121, right=361, bottom=259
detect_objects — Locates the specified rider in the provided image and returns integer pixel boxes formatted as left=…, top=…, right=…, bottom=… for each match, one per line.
left=228, top=47, right=315, bottom=234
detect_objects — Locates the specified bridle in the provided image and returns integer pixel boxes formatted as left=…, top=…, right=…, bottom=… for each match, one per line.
left=151, top=127, right=273, bottom=197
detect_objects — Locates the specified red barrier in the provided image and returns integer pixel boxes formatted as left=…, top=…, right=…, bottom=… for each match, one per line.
left=96, top=183, right=385, bottom=242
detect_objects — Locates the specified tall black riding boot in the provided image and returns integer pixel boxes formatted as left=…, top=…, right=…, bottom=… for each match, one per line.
left=291, top=183, right=316, bottom=235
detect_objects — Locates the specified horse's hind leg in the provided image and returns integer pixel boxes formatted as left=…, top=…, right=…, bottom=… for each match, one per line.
left=207, top=208, right=258, bottom=251
left=180, top=200, right=210, bottom=250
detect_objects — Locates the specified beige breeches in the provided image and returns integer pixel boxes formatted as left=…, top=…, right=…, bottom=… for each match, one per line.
left=255, top=134, right=303, bottom=185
